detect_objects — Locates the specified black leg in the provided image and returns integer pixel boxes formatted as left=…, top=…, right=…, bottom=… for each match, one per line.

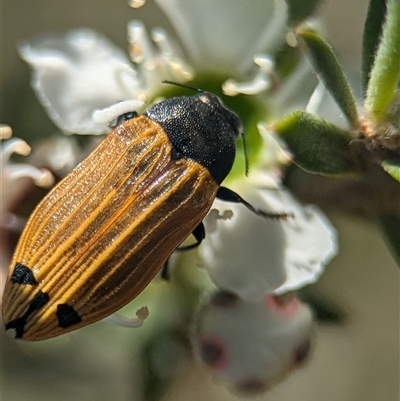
left=177, top=222, right=206, bottom=251
left=162, top=223, right=206, bottom=280
left=217, top=186, right=293, bottom=220
left=161, top=259, right=170, bottom=280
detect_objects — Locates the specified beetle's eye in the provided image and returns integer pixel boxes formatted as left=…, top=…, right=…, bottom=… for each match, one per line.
left=110, top=111, right=138, bottom=128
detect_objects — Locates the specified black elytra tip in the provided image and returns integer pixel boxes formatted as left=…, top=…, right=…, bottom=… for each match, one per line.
left=11, top=262, right=38, bottom=285
left=5, top=290, right=50, bottom=338
left=5, top=317, right=26, bottom=338
left=56, top=304, right=82, bottom=328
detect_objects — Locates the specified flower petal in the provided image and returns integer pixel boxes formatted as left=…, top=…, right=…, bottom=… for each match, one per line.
left=199, top=180, right=337, bottom=300
left=199, top=183, right=288, bottom=301
left=155, top=0, right=288, bottom=74
left=274, top=203, right=338, bottom=294
left=19, top=29, right=140, bottom=134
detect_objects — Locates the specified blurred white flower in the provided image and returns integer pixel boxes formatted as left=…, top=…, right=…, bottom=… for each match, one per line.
left=18, top=0, right=289, bottom=135
left=0, top=125, right=53, bottom=229
left=192, top=291, right=313, bottom=394
left=200, top=179, right=337, bottom=302
left=155, top=0, right=288, bottom=75
left=19, top=30, right=142, bottom=134
left=0, top=125, right=53, bottom=299
left=28, top=134, right=103, bottom=178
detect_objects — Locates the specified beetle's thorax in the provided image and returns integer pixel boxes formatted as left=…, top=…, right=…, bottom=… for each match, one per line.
left=145, top=93, right=241, bottom=184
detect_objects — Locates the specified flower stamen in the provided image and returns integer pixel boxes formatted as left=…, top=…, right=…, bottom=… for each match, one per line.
left=128, top=20, right=155, bottom=65
left=7, top=165, right=54, bottom=187
left=1, top=138, right=31, bottom=161
left=0, top=124, right=13, bottom=140
left=107, top=306, right=149, bottom=327
left=151, top=27, right=194, bottom=81
left=127, top=0, right=146, bottom=9
left=1, top=133, right=54, bottom=188
left=222, top=55, right=273, bottom=96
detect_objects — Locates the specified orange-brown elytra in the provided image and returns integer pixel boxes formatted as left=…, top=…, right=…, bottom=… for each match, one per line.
left=2, top=91, right=273, bottom=340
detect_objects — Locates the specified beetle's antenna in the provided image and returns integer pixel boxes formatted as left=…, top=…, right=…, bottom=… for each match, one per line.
left=242, top=132, right=249, bottom=176
left=162, top=80, right=202, bottom=93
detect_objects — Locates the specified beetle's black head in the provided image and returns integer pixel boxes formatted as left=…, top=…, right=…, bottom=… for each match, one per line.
left=195, top=92, right=242, bottom=139
left=145, top=92, right=242, bottom=184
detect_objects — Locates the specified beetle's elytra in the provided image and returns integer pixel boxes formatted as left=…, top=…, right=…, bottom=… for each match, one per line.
left=2, top=92, right=269, bottom=341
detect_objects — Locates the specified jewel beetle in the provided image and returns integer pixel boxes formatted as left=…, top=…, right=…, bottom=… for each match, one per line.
left=2, top=89, right=277, bottom=340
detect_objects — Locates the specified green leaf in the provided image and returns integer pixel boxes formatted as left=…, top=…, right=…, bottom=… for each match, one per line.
left=141, top=332, right=188, bottom=401
left=274, top=42, right=303, bottom=78
left=275, top=111, right=357, bottom=175
left=365, top=0, right=400, bottom=123
left=286, top=0, right=322, bottom=24
left=300, top=293, right=346, bottom=324
left=382, top=159, right=400, bottom=182
left=379, top=213, right=400, bottom=268
left=362, top=0, right=388, bottom=94
left=297, top=27, right=359, bottom=129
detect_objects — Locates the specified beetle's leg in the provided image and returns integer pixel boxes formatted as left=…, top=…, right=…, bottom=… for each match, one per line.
left=217, top=186, right=293, bottom=219
left=178, top=222, right=206, bottom=251
left=162, top=223, right=206, bottom=280
left=161, top=259, right=170, bottom=280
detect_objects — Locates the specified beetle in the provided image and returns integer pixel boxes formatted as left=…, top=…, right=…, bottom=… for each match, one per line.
left=2, top=90, right=281, bottom=340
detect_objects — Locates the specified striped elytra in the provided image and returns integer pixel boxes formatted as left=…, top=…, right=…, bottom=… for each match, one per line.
left=2, top=92, right=241, bottom=340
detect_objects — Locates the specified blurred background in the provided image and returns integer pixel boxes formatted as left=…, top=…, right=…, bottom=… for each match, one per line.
left=1, top=0, right=399, bottom=400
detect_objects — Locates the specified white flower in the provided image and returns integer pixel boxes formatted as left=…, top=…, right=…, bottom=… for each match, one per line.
left=155, top=0, right=288, bottom=75
left=19, top=30, right=143, bottom=134
left=0, top=125, right=53, bottom=299
left=192, top=291, right=313, bottom=394
left=0, top=125, right=54, bottom=226
left=199, top=175, right=337, bottom=302
left=18, top=0, right=290, bottom=135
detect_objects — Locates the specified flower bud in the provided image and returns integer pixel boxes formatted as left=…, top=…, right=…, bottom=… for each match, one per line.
left=192, top=291, right=313, bottom=395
